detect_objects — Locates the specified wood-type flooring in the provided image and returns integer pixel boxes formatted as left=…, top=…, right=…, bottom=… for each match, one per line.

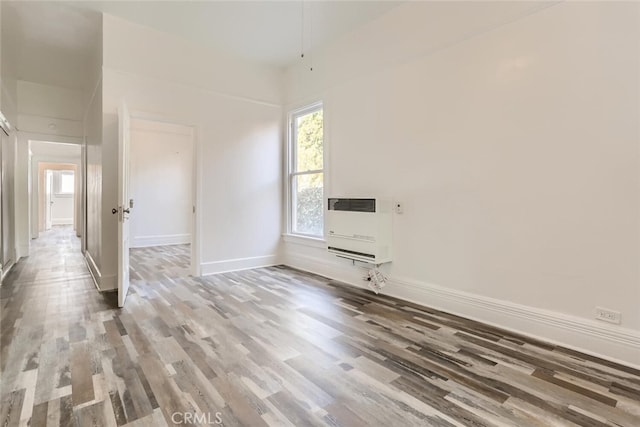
left=1, top=226, right=639, bottom=426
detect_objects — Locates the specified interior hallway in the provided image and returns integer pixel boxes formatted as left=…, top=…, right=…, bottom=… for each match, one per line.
left=0, top=226, right=117, bottom=425
left=1, top=227, right=640, bottom=426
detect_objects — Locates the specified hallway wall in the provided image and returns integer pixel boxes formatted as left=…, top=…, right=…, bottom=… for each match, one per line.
left=1, top=131, right=17, bottom=277
left=83, top=14, right=104, bottom=288
left=0, top=0, right=19, bottom=276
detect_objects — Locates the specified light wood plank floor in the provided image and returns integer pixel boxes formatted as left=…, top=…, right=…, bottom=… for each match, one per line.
left=1, top=226, right=639, bottom=426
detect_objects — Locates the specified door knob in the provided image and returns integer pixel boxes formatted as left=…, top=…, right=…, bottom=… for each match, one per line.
left=123, top=208, right=130, bottom=214
left=112, top=208, right=117, bottom=214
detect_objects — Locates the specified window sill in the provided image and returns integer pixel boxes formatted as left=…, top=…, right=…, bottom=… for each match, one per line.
left=282, top=233, right=327, bottom=249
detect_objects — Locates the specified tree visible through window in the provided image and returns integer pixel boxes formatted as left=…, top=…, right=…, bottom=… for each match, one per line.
left=290, top=104, right=323, bottom=237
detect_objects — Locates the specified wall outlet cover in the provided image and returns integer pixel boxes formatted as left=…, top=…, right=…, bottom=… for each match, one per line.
left=595, top=307, right=622, bottom=325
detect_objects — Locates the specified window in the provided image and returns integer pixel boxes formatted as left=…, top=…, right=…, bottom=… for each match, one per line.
left=289, top=103, right=324, bottom=237
left=58, top=171, right=75, bottom=195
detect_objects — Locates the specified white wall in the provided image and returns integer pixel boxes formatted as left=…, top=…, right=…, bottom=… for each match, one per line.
left=1, top=2, right=19, bottom=273
left=15, top=136, right=29, bottom=257
left=1, top=131, right=17, bottom=277
left=82, top=14, right=104, bottom=288
left=283, top=2, right=640, bottom=366
left=0, top=0, right=3, bottom=109
left=101, top=14, right=283, bottom=280
left=129, top=119, right=193, bottom=247
left=84, top=80, right=103, bottom=285
left=0, top=0, right=18, bottom=128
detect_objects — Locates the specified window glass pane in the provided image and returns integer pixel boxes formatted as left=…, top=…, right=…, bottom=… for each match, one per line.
left=293, top=172, right=323, bottom=236
left=295, top=109, right=323, bottom=172
left=60, top=172, right=74, bottom=194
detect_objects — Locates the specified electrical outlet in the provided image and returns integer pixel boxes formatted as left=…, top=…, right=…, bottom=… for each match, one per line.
left=595, top=307, right=621, bottom=325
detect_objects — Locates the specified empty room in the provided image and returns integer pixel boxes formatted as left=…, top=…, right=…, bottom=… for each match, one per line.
left=1, top=1, right=639, bottom=426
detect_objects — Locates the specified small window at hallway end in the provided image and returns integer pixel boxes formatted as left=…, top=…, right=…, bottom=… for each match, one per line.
left=59, top=171, right=74, bottom=194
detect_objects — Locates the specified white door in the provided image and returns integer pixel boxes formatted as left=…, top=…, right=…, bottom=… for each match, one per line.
left=117, top=101, right=131, bottom=307
left=45, top=170, right=53, bottom=230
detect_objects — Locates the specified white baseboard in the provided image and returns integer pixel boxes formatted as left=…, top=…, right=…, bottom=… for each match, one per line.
left=201, top=254, right=279, bottom=276
left=52, top=218, right=73, bottom=225
left=84, top=251, right=117, bottom=292
left=84, top=251, right=101, bottom=290
left=0, top=260, right=15, bottom=284
left=132, top=234, right=190, bottom=248
left=284, top=252, right=640, bottom=369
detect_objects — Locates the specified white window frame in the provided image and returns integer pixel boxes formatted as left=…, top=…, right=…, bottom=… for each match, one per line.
left=287, top=102, right=324, bottom=239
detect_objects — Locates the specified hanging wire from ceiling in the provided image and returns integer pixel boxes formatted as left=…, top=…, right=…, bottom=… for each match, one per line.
left=300, top=0, right=304, bottom=59
left=300, top=0, right=313, bottom=71
left=309, top=1, right=313, bottom=71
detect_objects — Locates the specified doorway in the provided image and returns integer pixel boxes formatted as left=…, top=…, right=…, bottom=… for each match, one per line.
left=36, top=163, right=79, bottom=236
left=42, top=168, right=76, bottom=231
left=127, top=118, right=197, bottom=281
left=29, top=141, right=82, bottom=241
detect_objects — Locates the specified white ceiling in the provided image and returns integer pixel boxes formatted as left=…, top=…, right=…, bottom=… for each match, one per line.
left=3, top=1, right=101, bottom=56
left=2, top=1, right=101, bottom=89
left=2, top=1, right=553, bottom=93
left=30, top=140, right=81, bottom=159
left=1, top=1, right=404, bottom=90
left=80, top=0, right=405, bottom=67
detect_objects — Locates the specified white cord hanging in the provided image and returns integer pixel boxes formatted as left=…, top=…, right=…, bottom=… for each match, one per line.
left=300, top=0, right=305, bottom=59
left=300, top=0, right=313, bottom=71
left=365, top=266, right=388, bottom=294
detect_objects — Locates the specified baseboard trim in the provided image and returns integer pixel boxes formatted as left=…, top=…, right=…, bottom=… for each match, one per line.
left=283, top=252, right=640, bottom=369
left=386, top=276, right=640, bottom=369
left=201, top=255, right=279, bottom=276
left=52, top=219, right=73, bottom=225
left=83, top=251, right=117, bottom=292
left=132, top=234, right=190, bottom=248
left=0, top=260, right=15, bottom=284
left=84, top=251, right=101, bottom=291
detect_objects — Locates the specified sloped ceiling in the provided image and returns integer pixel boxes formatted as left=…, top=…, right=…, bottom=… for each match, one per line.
left=1, top=0, right=404, bottom=90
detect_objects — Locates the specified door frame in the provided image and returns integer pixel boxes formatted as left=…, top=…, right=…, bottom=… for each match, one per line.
left=44, top=169, right=53, bottom=230
left=127, top=110, right=201, bottom=277
left=118, top=101, right=131, bottom=307
left=36, top=162, right=78, bottom=234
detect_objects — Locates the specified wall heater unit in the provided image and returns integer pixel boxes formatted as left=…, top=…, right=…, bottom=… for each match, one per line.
left=327, top=198, right=392, bottom=264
